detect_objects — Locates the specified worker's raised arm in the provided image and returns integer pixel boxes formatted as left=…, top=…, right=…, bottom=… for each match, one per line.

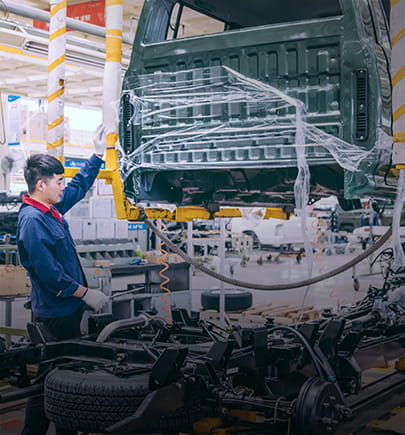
left=55, top=153, right=104, bottom=215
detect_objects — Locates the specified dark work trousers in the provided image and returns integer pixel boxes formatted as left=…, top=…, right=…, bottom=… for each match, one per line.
left=22, top=309, right=83, bottom=435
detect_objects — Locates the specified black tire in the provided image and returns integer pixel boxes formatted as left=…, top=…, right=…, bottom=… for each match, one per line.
left=338, top=223, right=354, bottom=233
left=44, top=367, right=149, bottom=433
left=201, top=289, right=252, bottom=311
left=149, top=404, right=205, bottom=432
left=242, top=231, right=261, bottom=249
left=337, top=197, right=362, bottom=211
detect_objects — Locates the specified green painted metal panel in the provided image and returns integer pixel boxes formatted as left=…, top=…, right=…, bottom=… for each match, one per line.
left=120, top=0, right=392, bottom=206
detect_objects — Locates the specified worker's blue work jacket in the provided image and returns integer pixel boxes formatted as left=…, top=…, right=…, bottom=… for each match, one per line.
left=17, top=154, right=103, bottom=318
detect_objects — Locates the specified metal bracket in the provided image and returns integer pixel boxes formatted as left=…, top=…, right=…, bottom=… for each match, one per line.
left=106, top=382, right=186, bottom=434
left=150, top=347, right=188, bottom=387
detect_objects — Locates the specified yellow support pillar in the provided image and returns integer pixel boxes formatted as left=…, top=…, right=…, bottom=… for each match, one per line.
left=392, top=0, right=405, bottom=167
left=47, top=0, right=66, bottom=163
left=103, top=0, right=128, bottom=218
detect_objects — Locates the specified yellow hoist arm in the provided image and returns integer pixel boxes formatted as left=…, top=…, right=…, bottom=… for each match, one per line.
left=63, top=167, right=289, bottom=222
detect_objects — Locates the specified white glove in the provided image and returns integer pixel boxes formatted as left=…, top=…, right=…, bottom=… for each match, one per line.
left=82, top=289, right=109, bottom=311
left=93, top=124, right=106, bottom=156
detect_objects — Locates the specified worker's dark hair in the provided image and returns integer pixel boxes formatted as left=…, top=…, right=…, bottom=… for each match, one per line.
left=24, top=154, right=64, bottom=194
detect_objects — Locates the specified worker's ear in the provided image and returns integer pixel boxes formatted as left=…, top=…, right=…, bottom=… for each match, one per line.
left=35, top=179, right=45, bottom=192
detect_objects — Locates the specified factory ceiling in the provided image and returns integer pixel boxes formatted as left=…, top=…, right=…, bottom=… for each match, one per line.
left=0, top=1, right=219, bottom=108
left=0, top=0, right=142, bottom=107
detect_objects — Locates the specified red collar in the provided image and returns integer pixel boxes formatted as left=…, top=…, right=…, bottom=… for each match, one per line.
left=22, top=195, right=63, bottom=224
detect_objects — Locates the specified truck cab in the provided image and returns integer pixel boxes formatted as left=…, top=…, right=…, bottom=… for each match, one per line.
left=119, top=0, right=392, bottom=208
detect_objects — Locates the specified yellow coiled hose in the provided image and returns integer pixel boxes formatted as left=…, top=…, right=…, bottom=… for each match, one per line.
left=157, top=219, right=172, bottom=322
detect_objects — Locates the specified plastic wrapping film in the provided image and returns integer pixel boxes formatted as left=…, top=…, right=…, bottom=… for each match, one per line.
left=119, top=66, right=391, bottom=197
left=392, top=170, right=405, bottom=271
left=240, top=207, right=266, bottom=228
left=294, top=105, right=314, bottom=279
left=103, top=62, right=122, bottom=137
left=118, top=65, right=398, bottom=285
left=388, top=286, right=405, bottom=308
left=119, top=65, right=394, bottom=269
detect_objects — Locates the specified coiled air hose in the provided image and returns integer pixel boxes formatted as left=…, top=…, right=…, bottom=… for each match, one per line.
left=157, top=219, right=172, bottom=322
left=144, top=217, right=396, bottom=291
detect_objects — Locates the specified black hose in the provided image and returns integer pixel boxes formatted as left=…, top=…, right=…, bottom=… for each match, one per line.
left=96, top=315, right=148, bottom=342
left=0, top=383, right=43, bottom=403
left=145, top=218, right=393, bottom=291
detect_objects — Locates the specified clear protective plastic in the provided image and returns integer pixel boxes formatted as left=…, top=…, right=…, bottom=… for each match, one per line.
left=119, top=65, right=391, bottom=203
left=392, top=170, right=405, bottom=271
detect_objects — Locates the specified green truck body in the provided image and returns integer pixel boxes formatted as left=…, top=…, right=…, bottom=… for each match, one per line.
left=120, top=0, right=392, bottom=208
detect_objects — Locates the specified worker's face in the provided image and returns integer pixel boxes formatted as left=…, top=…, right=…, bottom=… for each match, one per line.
left=37, top=174, right=65, bottom=205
